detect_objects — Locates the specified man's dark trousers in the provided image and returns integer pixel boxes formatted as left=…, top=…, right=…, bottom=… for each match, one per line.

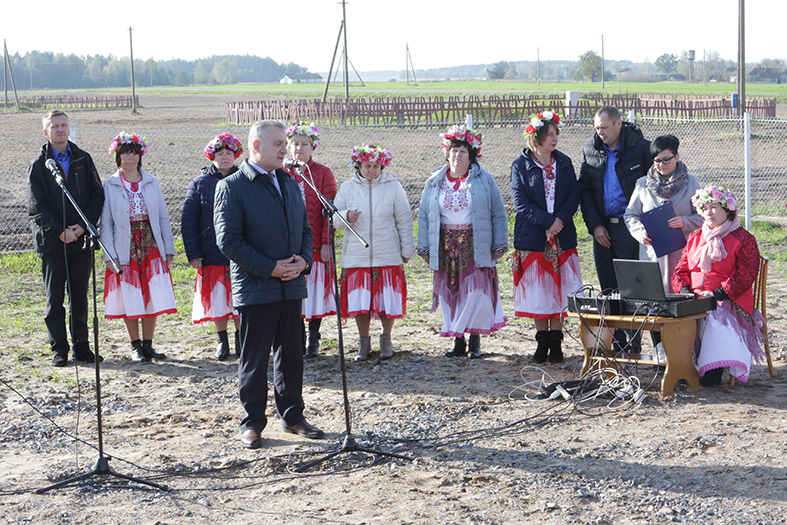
left=592, top=220, right=641, bottom=351
left=42, top=249, right=92, bottom=355
left=237, top=299, right=305, bottom=432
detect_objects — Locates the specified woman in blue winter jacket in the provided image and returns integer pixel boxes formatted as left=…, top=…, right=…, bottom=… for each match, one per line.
left=417, top=126, right=508, bottom=359
left=510, top=112, right=582, bottom=364
left=182, top=133, right=243, bottom=361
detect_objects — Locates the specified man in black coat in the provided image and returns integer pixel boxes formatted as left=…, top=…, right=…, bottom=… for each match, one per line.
left=579, top=106, right=652, bottom=349
left=214, top=120, right=324, bottom=449
left=27, top=110, right=105, bottom=367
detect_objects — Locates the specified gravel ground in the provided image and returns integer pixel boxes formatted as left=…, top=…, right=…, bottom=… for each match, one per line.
left=1, top=93, right=786, bottom=525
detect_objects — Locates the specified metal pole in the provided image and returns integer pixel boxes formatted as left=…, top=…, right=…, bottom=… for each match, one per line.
left=744, top=111, right=751, bottom=229
left=465, top=114, right=473, bottom=131
left=129, top=27, right=137, bottom=114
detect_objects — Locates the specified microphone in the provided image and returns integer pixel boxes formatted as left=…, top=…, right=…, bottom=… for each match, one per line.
left=283, top=159, right=306, bottom=168
left=45, top=159, right=65, bottom=187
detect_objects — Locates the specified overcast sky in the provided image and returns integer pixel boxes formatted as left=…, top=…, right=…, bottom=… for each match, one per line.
left=3, top=0, right=784, bottom=72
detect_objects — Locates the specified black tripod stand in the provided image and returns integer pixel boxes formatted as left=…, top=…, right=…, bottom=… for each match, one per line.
left=290, top=163, right=411, bottom=473
left=37, top=164, right=167, bottom=494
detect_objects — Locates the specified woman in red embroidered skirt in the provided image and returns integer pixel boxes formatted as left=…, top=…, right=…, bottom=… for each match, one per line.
left=101, top=132, right=177, bottom=363
left=335, top=145, right=415, bottom=362
left=510, top=112, right=582, bottom=364
left=284, top=122, right=337, bottom=359
left=182, top=133, right=243, bottom=361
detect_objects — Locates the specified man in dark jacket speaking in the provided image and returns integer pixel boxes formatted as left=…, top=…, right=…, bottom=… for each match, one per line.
left=27, top=110, right=105, bottom=367
left=214, top=120, right=324, bottom=449
left=579, top=106, right=652, bottom=348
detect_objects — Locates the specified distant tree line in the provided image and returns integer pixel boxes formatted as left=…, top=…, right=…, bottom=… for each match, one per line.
left=0, top=52, right=309, bottom=90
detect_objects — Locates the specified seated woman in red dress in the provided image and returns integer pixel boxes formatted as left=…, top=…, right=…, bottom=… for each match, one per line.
left=671, top=185, right=766, bottom=386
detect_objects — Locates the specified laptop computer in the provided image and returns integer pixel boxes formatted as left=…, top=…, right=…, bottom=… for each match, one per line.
left=613, top=259, right=694, bottom=302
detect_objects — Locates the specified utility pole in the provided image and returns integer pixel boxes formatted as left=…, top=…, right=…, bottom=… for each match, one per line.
left=601, top=34, right=605, bottom=89
left=737, top=0, right=746, bottom=116
left=129, top=27, right=137, bottom=114
left=341, top=0, right=349, bottom=103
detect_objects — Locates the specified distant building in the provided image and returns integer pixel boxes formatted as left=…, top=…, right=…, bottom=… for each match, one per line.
left=667, top=74, right=686, bottom=81
left=746, top=66, right=787, bottom=84
left=280, top=73, right=323, bottom=84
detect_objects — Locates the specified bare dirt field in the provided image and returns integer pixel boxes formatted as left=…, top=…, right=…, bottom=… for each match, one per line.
left=1, top=94, right=786, bottom=525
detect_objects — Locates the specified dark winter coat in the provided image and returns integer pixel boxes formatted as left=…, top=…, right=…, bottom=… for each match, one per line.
left=214, top=160, right=312, bottom=307
left=182, top=164, right=238, bottom=267
left=578, top=122, right=652, bottom=234
left=510, top=149, right=579, bottom=252
left=27, top=141, right=104, bottom=258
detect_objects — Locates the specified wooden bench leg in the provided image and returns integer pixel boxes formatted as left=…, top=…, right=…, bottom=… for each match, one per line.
left=660, top=319, right=700, bottom=396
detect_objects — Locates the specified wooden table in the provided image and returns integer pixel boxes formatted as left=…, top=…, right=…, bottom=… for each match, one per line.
left=567, top=311, right=708, bottom=397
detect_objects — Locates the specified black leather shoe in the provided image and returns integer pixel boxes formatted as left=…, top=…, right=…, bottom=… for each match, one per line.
left=52, top=351, right=69, bottom=367
left=283, top=420, right=325, bottom=439
left=467, top=334, right=481, bottom=359
left=240, top=428, right=263, bottom=449
left=74, top=348, right=103, bottom=363
left=445, top=336, right=467, bottom=357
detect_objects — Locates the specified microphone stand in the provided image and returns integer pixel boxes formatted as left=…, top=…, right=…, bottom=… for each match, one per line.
left=37, top=170, right=167, bottom=494
left=289, top=164, right=410, bottom=472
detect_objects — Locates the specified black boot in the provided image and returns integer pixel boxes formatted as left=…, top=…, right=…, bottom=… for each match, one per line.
left=533, top=331, right=550, bottom=363
left=467, top=334, right=481, bottom=359
left=142, top=339, right=165, bottom=359
left=215, top=330, right=230, bottom=361
left=306, top=330, right=320, bottom=359
left=548, top=330, right=564, bottom=364
left=700, top=367, right=724, bottom=387
left=234, top=331, right=240, bottom=356
left=445, top=336, right=467, bottom=357
left=130, top=339, right=149, bottom=363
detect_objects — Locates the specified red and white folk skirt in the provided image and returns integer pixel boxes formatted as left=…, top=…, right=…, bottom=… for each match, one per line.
left=340, top=265, right=407, bottom=319
left=191, top=265, right=237, bottom=324
left=303, top=259, right=337, bottom=321
left=513, top=239, right=582, bottom=319
left=104, top=220, right=177, bottom=319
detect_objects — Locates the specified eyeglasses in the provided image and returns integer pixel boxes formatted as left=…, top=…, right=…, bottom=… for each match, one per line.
left=653, top=155, right=676, bottom=165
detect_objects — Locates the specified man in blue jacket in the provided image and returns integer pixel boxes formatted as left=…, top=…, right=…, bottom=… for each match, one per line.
left=27, top=110, right=105, bottom=367
left=579, top=106, right=652, bottom=350
left=214, top=120, right=323, bottom=449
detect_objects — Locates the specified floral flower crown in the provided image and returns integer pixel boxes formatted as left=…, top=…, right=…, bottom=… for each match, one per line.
left=349, top=145, right=393, bottom=168
left=524, top=111, right=562, bottom=136
left=691, top=185, right=738, bottom=212
left=441, top=126, right=483, bottom=159
left=203, top=133, right=243, bottom=160
left=286, top=121, right=320, bottom=149
left=108, top=131, right=149, bottom=156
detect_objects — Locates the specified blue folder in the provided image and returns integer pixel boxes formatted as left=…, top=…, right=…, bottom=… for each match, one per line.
left=639, top=202, right=687, bottom=258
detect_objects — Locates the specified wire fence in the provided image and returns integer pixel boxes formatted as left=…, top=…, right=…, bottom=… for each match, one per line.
left=2, top=116, right=786, bottom=254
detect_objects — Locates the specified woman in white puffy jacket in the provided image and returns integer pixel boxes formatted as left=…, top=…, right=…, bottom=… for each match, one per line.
left=335, top=145, right=415, bottom=362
